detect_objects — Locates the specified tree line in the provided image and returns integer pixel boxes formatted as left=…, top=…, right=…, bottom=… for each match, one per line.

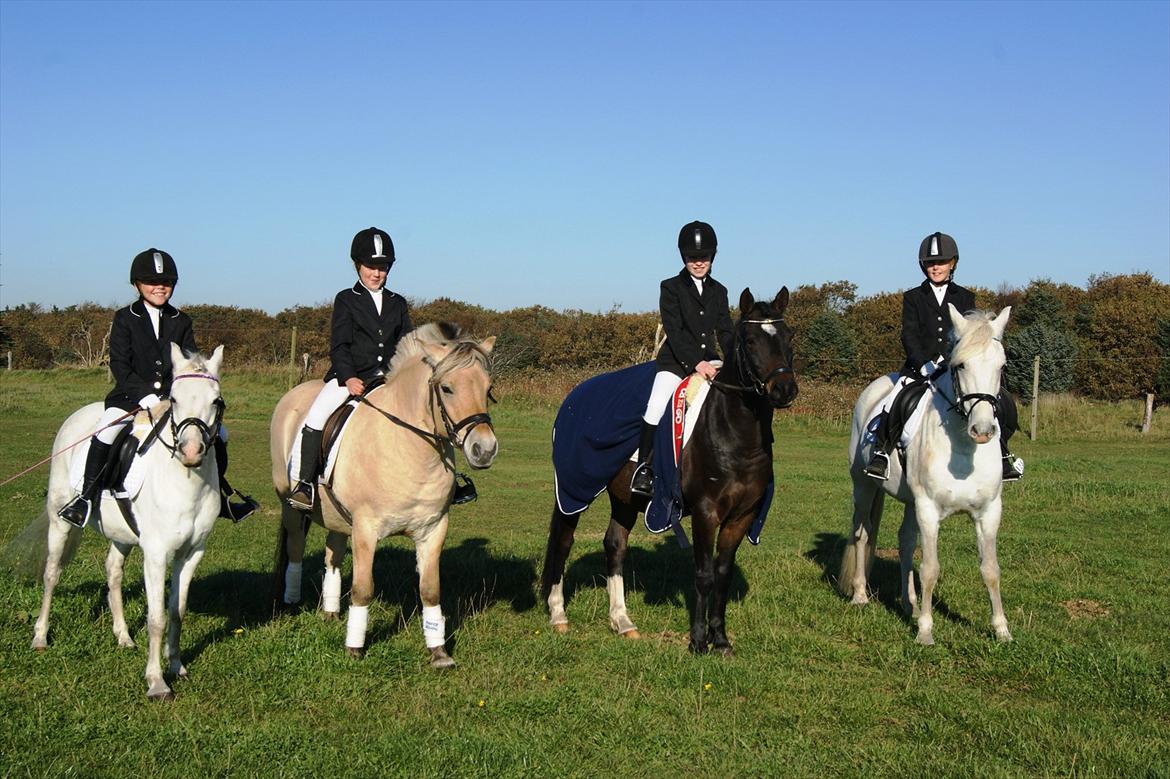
left=2, top=272, right=1167, bottom=401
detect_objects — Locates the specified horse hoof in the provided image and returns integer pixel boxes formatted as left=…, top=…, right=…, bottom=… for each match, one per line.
left=996, top=630, right=1014, bottom=643
left=713, top=645, right=734, bottom=658
left=915, top=633, right=935, bottom=646
left=117, top=638, right=137, bottom=649
left=346, top=646, right=365, bottom=659
left=552, top=623, right=569, bottom=635
left=429, top=648, right=456, bottom=669
left=31, top=645, right=47, bottom=654
left=147, top=689, right=175, bottom=702
left=619, top=629, right=641, bottom=640
left=688, top=642, right=709, bottom=655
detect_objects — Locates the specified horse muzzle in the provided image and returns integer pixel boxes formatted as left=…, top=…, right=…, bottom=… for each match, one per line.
left=463, top=427, right=499, bottom=469
left=769, top=379, right=799, bottom=409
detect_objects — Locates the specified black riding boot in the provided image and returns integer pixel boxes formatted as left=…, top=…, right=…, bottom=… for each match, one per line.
left=452, top=472, right=478, bottom=505
left=287, top=426, right=323, bottom=511
left=864, top=411, right=892, bottom=480
left=214, top=437, right=259, bottom=522
left=1000, top=437, right=1024, bottom=481
left=57, top=439, right=112, bottom=528
left=997, top=389, right=1024, bottom=481
left=630, top=421, right=657, bottom=497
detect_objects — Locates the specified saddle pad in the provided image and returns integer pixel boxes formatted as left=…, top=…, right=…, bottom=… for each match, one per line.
left=70, top=420, right=152, bottom=500
left=287, top=398, right=361, bottom=487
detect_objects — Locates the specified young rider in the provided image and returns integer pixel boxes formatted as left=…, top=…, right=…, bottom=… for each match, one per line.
left=630, top=220, right=734, bottom=497
left=864, top=231, right=1024, bottom=481
left=57, top=248, right=258, bottom=527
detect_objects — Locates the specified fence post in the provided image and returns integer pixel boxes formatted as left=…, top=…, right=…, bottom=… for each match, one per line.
left=1142, top=393, right=1154, bottom=433
left=288, top=326, right=298, bottom=389
left=302, top=352, right=309, bottom=379
left=5, top=351, right=10, bottom=371
left=1029, top=355, right=1040, bottom=441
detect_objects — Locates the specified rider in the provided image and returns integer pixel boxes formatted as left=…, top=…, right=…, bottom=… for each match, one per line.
left=57, top=248, right=258, bottom=527
left=864, top=231, right=1024, bottom=482
left=630, top=220, right=734, bottom=498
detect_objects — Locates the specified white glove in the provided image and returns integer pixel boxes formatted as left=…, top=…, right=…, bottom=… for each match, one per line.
left=138, top=393, right=162, bottom=410
left=918, top=360, right=937, bottom=377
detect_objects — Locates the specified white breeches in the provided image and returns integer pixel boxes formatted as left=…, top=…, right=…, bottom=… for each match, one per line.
left=304, top=380, right=353, bottom=430
left=643, top=371, right=684, bottom=425
left=94, top=406, right=133, bottom=444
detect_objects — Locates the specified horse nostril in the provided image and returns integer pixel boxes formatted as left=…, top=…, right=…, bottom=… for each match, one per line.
left=472, top=443, right=482, bottom=459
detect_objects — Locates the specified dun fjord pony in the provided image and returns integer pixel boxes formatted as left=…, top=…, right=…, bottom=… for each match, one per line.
left=542, top=288, right=798, bottom=655
left=841, top=305, right=1014, bottom=644
left=32, top=344, right=227, bottom=700
left=271, top=323, right=497, bottom=667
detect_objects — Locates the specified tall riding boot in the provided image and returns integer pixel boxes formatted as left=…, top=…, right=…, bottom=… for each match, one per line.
left=57, top=439, right=112, bottom=528
left=287, top=426, right=323, bottom=511
left=630, top=421, right=657, bottom=497
left=1000, top=436, right=1024, bottom=482
left=214, top=437, right=259, bottom=522
left=997, top=389, right=1024, bottom=481
left=864, top=411, right=892, bottom=480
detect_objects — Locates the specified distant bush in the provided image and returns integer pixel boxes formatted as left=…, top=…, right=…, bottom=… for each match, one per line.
left=1005, top=324, right=1078, bottom=401
left=801, top=309, right=857, bottom=381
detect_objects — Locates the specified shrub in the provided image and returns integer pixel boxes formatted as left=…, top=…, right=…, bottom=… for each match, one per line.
left=801, top=309, right=858, bottom=381
left=1005, top=323, right=1078, bottom=401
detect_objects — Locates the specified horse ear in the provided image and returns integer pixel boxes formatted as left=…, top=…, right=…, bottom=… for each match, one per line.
left=207, top=345, right=225, bottom=376
left=169, top=342, right=187, bottom=369
left=479, top=335, right=496, bottom=354
left=771, top=286, right=790, bottom=316
left=947, top=303, right=968, bottom=337
left=739, top=288, right=755, bottom=315
left=990, top=306, right=1012, bottom=339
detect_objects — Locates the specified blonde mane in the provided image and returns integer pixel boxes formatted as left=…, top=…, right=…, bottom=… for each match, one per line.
left=949, top=310, right=1000, bottom=367
left=387, top=322, right=492, bottom=381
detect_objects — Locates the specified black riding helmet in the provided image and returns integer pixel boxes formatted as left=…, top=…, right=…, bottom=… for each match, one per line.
left=130, top=248, right=179, bottom=286
left=351, top=226, right=395, bottom=269
left=918, top=231, right=959, bottom=282
left=678, top=220, right=717, bottom=261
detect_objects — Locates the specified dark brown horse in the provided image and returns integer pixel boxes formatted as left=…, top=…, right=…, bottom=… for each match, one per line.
left=541, top=287, right=797, bottom=655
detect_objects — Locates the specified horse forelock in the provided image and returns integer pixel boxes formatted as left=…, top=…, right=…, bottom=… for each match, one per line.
left=431, top=340, right=491, bottom=383
left=949, top=311, right=1001, bottom=367
left=387, top=322, right=489, bottom=381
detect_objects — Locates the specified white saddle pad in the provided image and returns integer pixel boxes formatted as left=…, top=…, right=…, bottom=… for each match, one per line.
left=864, top=377, right=935, bottom=450
left=69, top=420, right=153, bottom=500
left=287, top=399, right=361, bottom=486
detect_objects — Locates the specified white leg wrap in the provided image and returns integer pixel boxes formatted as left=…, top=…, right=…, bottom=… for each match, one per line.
left=346, top=605, right=369, bottom=649
left=322, top=568, right=342, bottom=613
left=283, top=562, right=303, bottom=604
left=422, top=605, right=446, bottom=649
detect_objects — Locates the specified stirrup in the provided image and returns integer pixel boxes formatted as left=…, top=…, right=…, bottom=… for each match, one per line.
left=630, top=462, right=654, bottom=497
left=452, top=473, right=477, bottom=505
left=864, top=450, right=890, bottom=481
left=1002, top=455, right=1024, bottom=482
left=57, top=495, right=91, bottom=528
left=221, top=490, right=260, bottom=522
left=287, top=481, right=315, bottom=511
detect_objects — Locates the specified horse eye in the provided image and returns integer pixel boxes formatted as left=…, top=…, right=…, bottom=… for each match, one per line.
left=441, top=384, right=454, bottom=395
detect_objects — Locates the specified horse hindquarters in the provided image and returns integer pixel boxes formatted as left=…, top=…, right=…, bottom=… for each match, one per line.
left=541, top=503, right=579, bottom=633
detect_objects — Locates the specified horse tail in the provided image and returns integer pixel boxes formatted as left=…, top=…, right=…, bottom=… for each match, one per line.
left=0, top=509, right=82, bottom=582
left=837, top=537, right=858, bottom=598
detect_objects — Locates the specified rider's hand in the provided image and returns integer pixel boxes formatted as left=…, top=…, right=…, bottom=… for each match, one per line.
left=345, top=377, right=365, bottom=396
left=138, top=393, right=162, bottom=410
left=919, top=360, right=938, bottom=378
left=695, top=361, right=718, bottom=380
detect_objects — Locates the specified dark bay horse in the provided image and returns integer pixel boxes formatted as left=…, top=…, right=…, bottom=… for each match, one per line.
left=541, top=288, right=798, bottom=655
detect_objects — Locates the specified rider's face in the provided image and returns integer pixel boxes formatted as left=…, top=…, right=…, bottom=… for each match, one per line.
left=923, top=258, right=955, bottom=283
left=358, top=262, right=389, bottom=290
left=135, top=281, right=174, bottom=307
left=684, top=256, right=712, bottom=279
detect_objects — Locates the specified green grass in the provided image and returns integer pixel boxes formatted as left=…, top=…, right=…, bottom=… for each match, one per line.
left=1, top=370, right=1168, bottom=777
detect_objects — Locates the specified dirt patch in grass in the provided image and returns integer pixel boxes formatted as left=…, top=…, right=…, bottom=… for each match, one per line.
left=1061, top=599, right=1110, bottom=620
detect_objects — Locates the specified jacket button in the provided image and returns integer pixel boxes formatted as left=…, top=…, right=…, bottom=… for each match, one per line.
left=700, top=310, right=705, bottom=315
left=378, top=343, right=383, bottom=347
left=153, top=381, right=162, bottom=389
left=938, top=327, right=943, bottom=332
left=155, top=360, right=162, bottom=365
left=377, top=355, right=383, bottom=362
left=701, top=343, right=706, bottom=349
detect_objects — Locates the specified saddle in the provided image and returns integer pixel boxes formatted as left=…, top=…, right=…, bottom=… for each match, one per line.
left=886, top=379, right=930, bottom=448
left=305, top=377, right=385, bottom=483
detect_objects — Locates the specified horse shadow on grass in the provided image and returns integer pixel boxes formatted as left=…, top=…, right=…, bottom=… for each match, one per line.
left=805, top=531, right=969, bottom=630
left=560, top=536, right=748, bottom=620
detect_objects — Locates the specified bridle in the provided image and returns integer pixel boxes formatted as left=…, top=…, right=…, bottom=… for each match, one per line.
left=935, top=361, right=1000, bottom=420
left=359, top=349, right=494, bottom=449
left=146, top=372, right=225, bottom=459
left=709, top=316, right=795, bottom=397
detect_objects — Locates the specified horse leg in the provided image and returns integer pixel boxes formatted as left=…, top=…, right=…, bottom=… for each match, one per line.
left=142, top=551, right=173, bottom=700
left=540, top=503, right=579, bottom=634
left=276, top=505, right=309, bottom=607
left=31, top=517, right=78, bottom=651
left=689, top=510, right=718, bottom=654
left=165, top=547, right=206, bottom=680
left=708, top=514, right=753, bottom=656
left=898, top=503, right=919, bottom=620
left=603, top=496, right=639, bottom=638
left=840, top=477, right=883, bottom=605
left=415, top=515, right=454, bottom=669
left=321, top=531, right=348, bottom=620
left=345, top=521, right=378, bottom=658
left=105, top=541, right=137, bottom=648
left=913, top=500, right=942, bottom=646
left=973, top=497, right=1012, bottom=642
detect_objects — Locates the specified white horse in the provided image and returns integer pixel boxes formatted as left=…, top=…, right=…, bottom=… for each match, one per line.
left=840, top=305, right=1013, bottom=645
left=31, top=344, right=226, bottom=700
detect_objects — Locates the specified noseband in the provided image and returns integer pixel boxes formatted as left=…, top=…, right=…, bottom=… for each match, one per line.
left=939, top=363, right=999, bottom=420
left=711, top=317, right=795, bottom=396
left=151, top=372, right=224, bottom=459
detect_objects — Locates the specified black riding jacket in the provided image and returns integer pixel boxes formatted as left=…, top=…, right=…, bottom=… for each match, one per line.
left=105, top=299, right=198, bottom=411
left=900, top=280, right=976, bottom=377
left=655, top=269, right=735, bottom=378
left=324, top=282, right=413, bottom=383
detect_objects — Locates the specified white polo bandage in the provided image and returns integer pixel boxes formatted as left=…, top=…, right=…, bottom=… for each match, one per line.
left=322, top=568, right=342, bottom=613
left=283, top=562, right=303, bottom=604
left=422, top=605, right=445, bottom=648
left=346, top=605, right=369, bottom=648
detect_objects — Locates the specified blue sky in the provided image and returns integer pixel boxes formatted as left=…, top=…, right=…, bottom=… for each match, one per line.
left=2, top=0, right=1167, bottom=314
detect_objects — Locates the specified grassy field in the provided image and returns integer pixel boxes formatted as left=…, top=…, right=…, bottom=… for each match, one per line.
left=1, top=369, right=1167, bottom=777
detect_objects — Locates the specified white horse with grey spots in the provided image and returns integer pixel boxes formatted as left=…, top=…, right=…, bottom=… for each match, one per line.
left=840, top=305, right=1014, bottom=645
left=30, top=344, right=227, bottom=700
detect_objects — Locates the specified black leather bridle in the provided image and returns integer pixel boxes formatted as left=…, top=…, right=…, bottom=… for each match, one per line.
left=710, top=317, right=796, bottom=397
